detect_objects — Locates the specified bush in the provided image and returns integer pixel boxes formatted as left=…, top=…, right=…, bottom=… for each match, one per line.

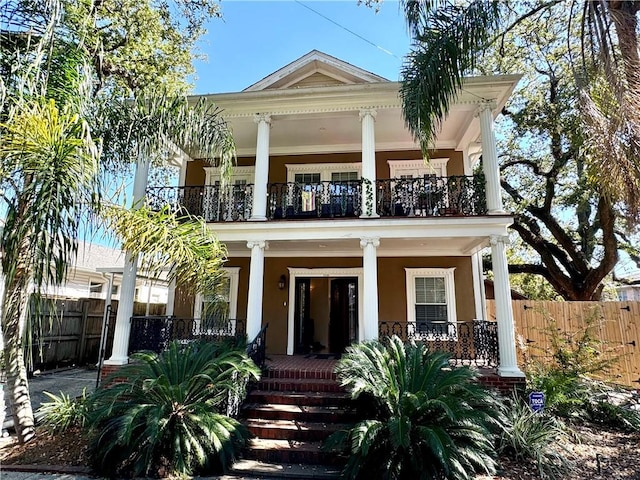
left=87, top=340, right=260, bottom=478
left=327, top=336, right=504, bottom=480
left=38, top=388, right=90, bottom=433
left=498, top=396, right=572, bottom=479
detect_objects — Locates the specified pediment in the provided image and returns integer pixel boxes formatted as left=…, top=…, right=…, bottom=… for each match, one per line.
left=244, top=50, right=389, bottom=92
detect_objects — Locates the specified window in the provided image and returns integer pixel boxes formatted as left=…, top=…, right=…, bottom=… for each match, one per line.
left=286, top=162, right=361, bottom=183
left=331, top=171, right=358, bottom=182
left=194, top=267, right=240, bottom=334
left=89, top=282, right=103, bottom=294
left=405, top=268, right=457, bottom=339
left=111, top=285, right=119, bottom=295
left=294, top=173, right=321, bottom=185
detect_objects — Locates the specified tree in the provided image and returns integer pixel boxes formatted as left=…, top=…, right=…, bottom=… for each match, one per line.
left=389, top=0, right=640, bottom=221
left=478, top=8, right=637, bottom=300
left=0, top=0, right=234, bottom=443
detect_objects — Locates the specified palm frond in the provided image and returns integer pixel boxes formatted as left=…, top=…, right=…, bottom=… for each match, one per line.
left=400, top=0, right=500, bottom=154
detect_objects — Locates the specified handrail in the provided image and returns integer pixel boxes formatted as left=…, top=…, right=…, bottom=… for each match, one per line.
left=246, top=323, right=268, bottom=369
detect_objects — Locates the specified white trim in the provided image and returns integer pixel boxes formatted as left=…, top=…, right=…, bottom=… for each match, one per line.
left=404, top=267, right=457, bottom=340
left=194, top=267, right=241, bottom=320
left=285, top=162, right=362, bottom=183
left=286, top=267, right=364, bottom=355
left=204, top=166, right=255, bottom=185
left=387, top=158, right=449, bottom=178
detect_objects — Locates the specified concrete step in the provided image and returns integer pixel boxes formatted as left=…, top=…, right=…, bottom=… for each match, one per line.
left=247, top=390, right=351, bottom=407
left=256, top=378, right=344, bottom=393
left=245, top=418, right=348, bottom=442
left=229, top=459, right=341, bottom=479
left=244, top=439, right=340, bottom=465
left=243, top=403, right=357, bottom=423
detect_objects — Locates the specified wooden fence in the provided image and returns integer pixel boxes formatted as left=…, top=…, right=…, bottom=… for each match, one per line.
left=486, top=300, right=640, bottom=388
left=29, top=298, right=166, bottom=371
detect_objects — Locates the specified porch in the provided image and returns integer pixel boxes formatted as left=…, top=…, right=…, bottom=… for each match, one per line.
left=127, top=316, right=499, bottom=368
left=145, top=174, right=486, bottom=222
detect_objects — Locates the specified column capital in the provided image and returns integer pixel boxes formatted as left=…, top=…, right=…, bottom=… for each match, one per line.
left=360, top=237, right=380, bottom=249
left=474, top=101, right=497, bottom=117
left=247, top=240, right=268, bottom=250
left=359, top=108, right=377, bottom=121
left=254, top=113, right=272, bottom=125
left=490, top=235, right=510, bottom=247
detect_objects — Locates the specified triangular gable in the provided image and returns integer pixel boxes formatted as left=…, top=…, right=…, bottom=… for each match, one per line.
left=244, top=50, right=389, bottom=92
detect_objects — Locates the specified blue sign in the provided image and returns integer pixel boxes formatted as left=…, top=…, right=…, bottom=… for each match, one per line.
left=529, top=391, right=545, bottom=413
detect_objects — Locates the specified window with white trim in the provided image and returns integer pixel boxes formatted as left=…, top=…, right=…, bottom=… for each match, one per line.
left=405, top=268, right=457, bottom=338
left=194, top=267, right=240, bottom=334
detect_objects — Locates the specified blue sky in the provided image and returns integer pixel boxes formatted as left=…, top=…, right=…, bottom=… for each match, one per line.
left=191, top=0, right=412, bottom=94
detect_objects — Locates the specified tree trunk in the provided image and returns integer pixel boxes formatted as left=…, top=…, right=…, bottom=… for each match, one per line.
left=1, top=267, right=35, bottom=443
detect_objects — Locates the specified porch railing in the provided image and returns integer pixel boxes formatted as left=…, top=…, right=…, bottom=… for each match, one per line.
left=267, top=181, right=362, bottom=219
left=146, top=175, right=486, bottom=222
left=128, top=316, right=246, bottom=354
left=146, top=185, right=253, bottom=222
left=246, top=323, right=268, bottom=368
left=378, top=320, right=499, bottom=368
left=376, top=175, right=486, bottom=217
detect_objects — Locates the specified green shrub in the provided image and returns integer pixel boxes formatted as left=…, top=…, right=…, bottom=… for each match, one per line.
left=498, top=396, right=572, bottom=479
left=38, top=388, right=90, bottom=433
left=327, top=336, right=504, bottom=480
left=87, top=340, right=260, bottom=478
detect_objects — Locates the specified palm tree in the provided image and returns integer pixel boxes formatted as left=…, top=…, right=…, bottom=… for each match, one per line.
left=398, top=0, right=640, bottom=220
left=87, top=341, right=261, bottom=477
left=0, top=97, right=100, bottom=443
left=329, top=336, right=504, bottom=480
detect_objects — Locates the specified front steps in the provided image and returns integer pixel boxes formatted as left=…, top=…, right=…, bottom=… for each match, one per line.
left=231, top=357, right=355, bottom=479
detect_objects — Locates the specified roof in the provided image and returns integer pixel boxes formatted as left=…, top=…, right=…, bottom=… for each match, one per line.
left=244, top=50, right=389, bottom=92
left=74, top=242, right=125, bottom=272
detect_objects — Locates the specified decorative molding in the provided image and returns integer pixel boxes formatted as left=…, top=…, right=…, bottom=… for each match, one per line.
left=247, top=240, right=267, bottom=250
left=359, top=108, right=377, bottom=121
left=490, top=235, right=510, bottom=246
left=474, top=100, right=497, bottom=117
left=253, top=113, right=272, bottom=125
left=360, top=237, right=380, bottom=249
left=285, top=162, right=361, bottom=182
left=387, top=158, right=449, bottom=178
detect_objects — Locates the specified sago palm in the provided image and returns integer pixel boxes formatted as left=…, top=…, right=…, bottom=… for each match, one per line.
left=330, top=336, right=504, bottom=480
left=87, top=340, right=261, bottom=477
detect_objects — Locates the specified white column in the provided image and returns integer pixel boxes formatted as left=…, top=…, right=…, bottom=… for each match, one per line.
left=477, top=103, right=506, bottom=214
left=251, top=114, right=271, bottom=221
left=246, top=240, right=267, bottom=340
left=106, top=157, right=151, bottom=365
left=359, top=109, right=378, bottom=217
left=360, top=237, right=380, bottom=340
left=165, top=279, right=176, bottom=316
left=471, top=251, right=487, bottom=321
left=490, top=235, right=524, bottom=377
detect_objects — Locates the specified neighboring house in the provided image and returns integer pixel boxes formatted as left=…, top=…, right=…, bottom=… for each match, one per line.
left=617, top=278, right=640, bottom=301
left=115, top=50, right=523, bottom=379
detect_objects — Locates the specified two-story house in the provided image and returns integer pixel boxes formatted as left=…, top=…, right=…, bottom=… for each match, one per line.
left=104, top=51, right=524, bottom=381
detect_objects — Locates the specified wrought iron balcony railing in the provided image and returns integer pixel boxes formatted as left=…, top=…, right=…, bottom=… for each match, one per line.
left=128, top=316, right=246, bottom=354
left=376, top=175, right=487, bottom=217
left=146, top=174, right=486, bottom=222
left=267, top=180, right=362, bottom=219
left=146, top=185, right=253, bottom=222
left=378, top=320, right=499, bottom=368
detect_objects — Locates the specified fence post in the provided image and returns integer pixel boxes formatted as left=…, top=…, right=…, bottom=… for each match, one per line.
left=78, top=299, right=90, bottom=365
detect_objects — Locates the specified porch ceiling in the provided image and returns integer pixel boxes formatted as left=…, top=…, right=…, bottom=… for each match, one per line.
left=185, top=75, right=520, bottom=158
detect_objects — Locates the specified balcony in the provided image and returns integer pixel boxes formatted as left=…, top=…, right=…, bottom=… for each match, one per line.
left=146, top=174, right=487, bottom=222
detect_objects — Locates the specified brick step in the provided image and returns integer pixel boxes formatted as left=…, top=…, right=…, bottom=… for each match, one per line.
left=247, top=390, right=351, bottom=407
left=243, top=403, right=357, bottom=423
left=244, top=439, right=342, bottom=465
left=246, top=418, right=349, bottom=441
left=264, top=368, right=338, bottom=381
left=256, top=378, right=344, bottom=393
left=229, top=459, right=341, bottom=479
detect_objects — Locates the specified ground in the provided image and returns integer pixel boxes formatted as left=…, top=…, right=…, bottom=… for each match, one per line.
left=0, top=423, right=639, bottom=479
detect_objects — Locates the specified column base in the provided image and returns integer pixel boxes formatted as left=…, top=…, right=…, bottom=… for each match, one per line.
left=359, top=214, right=380, bottom=219
left=104, top=356, right=129, bottom=366
left=488, top=209, right=509, bottom=215
left=497, top=365, right=526, bottom=378
left=249, top=216, right=267, bottom=221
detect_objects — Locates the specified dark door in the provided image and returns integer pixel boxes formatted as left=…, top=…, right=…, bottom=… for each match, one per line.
left=329, top=278, right=358, bottom=354
left=294, top=278, right=312, bottom=354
